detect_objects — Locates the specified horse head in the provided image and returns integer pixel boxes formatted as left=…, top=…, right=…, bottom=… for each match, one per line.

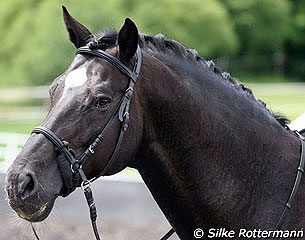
left=5, top=7, right=143, bottom=222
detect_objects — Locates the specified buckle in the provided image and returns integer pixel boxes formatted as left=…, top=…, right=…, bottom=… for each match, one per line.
left=89, top=145, right=95, bottom=154
left=125, top=87, right=133, bottom=99
left=81, top=180, right=92, bottom=192
left=123, top=112, right=130, bottom=131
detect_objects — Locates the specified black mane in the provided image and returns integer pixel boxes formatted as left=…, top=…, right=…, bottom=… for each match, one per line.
left=94, top=31, right=289, bottom=126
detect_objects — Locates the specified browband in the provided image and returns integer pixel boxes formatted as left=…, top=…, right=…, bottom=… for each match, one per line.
left=77, top=45, right=142, bottom=82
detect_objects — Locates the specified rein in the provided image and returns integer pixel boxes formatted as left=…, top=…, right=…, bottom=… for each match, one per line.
left=31, top=42, right=175, bottom=240
left=276, top=130, right=305, bottom=229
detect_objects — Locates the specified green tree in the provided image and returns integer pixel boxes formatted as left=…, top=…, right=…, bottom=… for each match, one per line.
left=129, top=0, right=238, bottom=56
left=284, top=0, right=305, bottom=79
left=219, top=0, right=292, bottom=76
left=0, top=0, right=124, bottom=86
left=222, top=0, right=291, bottom=54
left=0, top=0, right=46, bottom=85
left=0, top=0, right=240, bottom=86
left=0, top=0, right=297, bottom=86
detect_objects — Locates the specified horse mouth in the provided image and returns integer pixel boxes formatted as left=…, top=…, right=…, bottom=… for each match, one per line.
left=9, top=199, right=55, bottom=222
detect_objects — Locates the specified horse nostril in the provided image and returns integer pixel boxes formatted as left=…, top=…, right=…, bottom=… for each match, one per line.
left=18, top=172, right=35, bottom=198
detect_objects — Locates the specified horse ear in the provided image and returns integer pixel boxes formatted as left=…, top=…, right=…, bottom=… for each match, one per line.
left=118, top=18, right=139, bottom=62
left=62, top=6, right=93, bottom=48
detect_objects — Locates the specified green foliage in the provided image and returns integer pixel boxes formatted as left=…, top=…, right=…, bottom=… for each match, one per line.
left=284, top=0, right=305, bottom=79
left=0, top=0, right=124, bottom=86
left=0, top=0, right=303, bottom=86
left=129, top=0, right=238, bottom=56
left=223, top=0, right=291, bottom=53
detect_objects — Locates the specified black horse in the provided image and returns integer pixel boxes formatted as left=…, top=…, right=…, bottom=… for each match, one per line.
left=5, top=6, right=305, bottom=240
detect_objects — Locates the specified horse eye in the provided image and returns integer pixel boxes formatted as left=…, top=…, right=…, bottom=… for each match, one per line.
left=94, top=96, right=111, bottom=109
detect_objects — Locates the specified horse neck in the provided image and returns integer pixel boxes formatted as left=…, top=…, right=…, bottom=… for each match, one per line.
left=133, top=53, right=204, bottom=236
left=133, top=52, right=303, bottom=236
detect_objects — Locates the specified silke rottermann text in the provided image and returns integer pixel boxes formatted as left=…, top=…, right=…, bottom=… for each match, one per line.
left=206, top=228, right=304, bottom=239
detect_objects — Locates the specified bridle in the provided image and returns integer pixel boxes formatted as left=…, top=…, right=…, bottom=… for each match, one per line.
left=28, top=40, right=305, bottom=239
left=30, top=40, right=175, bottom=240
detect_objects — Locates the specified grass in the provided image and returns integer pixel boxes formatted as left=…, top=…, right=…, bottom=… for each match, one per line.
left=247, top=82, right=305, bottom=120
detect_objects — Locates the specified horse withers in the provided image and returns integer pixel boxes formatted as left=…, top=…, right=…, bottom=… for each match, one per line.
left=5, top=6, right=305, bottom=240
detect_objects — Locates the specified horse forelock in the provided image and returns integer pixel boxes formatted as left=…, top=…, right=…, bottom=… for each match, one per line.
left=93, top=30, right=289, bottom=127
left=93, top=31, right=118, bottom=51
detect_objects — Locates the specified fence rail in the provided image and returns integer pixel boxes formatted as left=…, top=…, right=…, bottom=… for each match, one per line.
left=0, top=132, right=29, bottom=173
left=0, top=86, right=48, bottom=102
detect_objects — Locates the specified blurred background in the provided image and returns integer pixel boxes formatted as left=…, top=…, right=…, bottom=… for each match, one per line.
left=1, top=0, right=305, bottom=239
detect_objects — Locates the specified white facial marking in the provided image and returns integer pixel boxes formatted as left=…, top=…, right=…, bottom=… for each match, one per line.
left=58, top=67, right=88, bottom=103
left=65, top=67, right=88, bottom=88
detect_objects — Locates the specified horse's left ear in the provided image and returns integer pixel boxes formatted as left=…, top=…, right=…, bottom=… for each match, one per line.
left=118, top=18, right=139, bottom=62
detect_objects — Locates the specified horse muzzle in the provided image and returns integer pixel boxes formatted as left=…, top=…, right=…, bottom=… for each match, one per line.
left=5, top=170, right=55, bottom=222
left=5, top=148, right=62, bottom=222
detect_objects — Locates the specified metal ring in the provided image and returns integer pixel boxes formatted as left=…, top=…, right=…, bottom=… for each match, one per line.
left=70, top=161, right=80, bottom=173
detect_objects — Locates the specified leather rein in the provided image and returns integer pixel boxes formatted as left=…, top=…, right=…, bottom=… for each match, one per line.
left=31, top=42, right=175, bottom=240
left=276, top=130, right=305, bottom=229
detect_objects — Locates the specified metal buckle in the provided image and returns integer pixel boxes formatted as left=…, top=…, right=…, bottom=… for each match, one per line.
left=123, top=112, right=130, bottom=131
left=125, top=87, right=133, bottom=99
left=89, top=145, right=95, bottom=154
left=81, top=180, right=92, bottom=192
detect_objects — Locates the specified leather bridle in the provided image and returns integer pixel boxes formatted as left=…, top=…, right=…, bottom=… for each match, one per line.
left=30, top=41, right=175, bottom=240
left=32, top=42, right=142, bottom=193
